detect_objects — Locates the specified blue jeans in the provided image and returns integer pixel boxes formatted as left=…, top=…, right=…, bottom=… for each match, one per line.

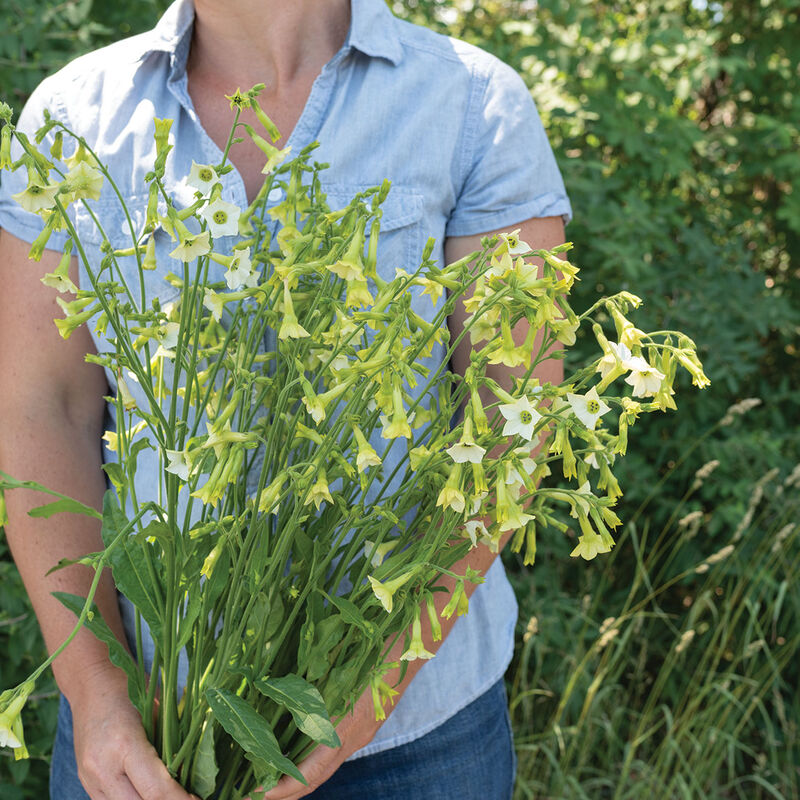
left=51, top=679, right=516, bottom=799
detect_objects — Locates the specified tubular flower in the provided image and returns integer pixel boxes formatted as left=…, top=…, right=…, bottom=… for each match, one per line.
left=367, top=570, right=417, bottom=614
left=354, top=425, right=382, bottom=472
left=566, top=386, right=611, bottom=431
left=436, top=463, right=466, bottom=515
left=12, top=179, right=60, bottom=214
left=278, top=281, right=310, bottom=340
left=200, top=197, right=241, bottom=238
left=498, top=395, right=541, bottom=441
left=445, top=414, right=486, bottom=464
left=400, top=606, right=435, bottom=661
left=170, top=229, right=211, bottom=262
left=624, top=356, right=665, bottom=397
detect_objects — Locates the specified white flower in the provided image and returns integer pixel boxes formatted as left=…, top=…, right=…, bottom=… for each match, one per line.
left=223, top=248, right=253, bottom=290
left=165, top=449, right=190, bottom=481
left=200, top=197, right=241, bottom=238
left=187, top=161, right=220, bottom=195
left=160, top=322, right=180, bottom=350
left=170, top=229, right=211, bottom=262
left=597, top=341, right=632, bottom=379
left=463, top=519, right=489, bottom=548
left=64, top=160, right=104, bottom=201
left=499, top=228, right=531, bottom=255
left=0, top=720, right=21, bottom=749
left=445, top=440, right=487, bottom=464
left=566, top=387, right=611, bottom=431
left=12, top=180, right=60, bottom=214
left=203, top=288, right=226, bottom=322
left=624, top=356, right=665, bottom=397
left=498, top=396, right=542, bottom=441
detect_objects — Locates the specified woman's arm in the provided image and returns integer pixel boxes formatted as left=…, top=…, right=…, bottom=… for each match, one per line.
left=0, top=230, right=195, bottom=800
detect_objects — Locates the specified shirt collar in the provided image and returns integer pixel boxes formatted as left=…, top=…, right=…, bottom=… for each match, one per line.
left=140, top=0, right=403, bottom=70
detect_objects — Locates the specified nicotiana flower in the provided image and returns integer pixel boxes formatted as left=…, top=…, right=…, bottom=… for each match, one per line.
left=203, top=288, right=226, bottom=322
left=170, top=229, right=212, bottom=262
left=354, top=426, right=382, bottom=472
left=463, top=519, right=489, bottom=548
left=305, top=469, right=333, bottom=510
left=367, top=570, right=417, bottom=614
left=200, top=197, right=241, bottom=238
left=64, top=160, right=104, bottom=202
left=187, top=161, right=219, bottom=195
left=624, top=356, right=666, bottom=397
left=567, top=386, right=612, bottom=431
left=400, top=608, right=435, bottom=661
left=436, top=463, right=466, bottom=515
left=570, top=532, right=611, bottom=561
left=12, top=180, right=60, bottom=214
left=165, top=449, right=191, bottom=481
left=445, top=415, right=486, bottom=464
left=597, top=340, right=632, bottom=380
left=498, top=228, right=531, bottom=255
left=222, top=248, right=254, bottom=290
left=363, top=539, right=397, bottom=568
left=498, top=395, right=542, bottom=441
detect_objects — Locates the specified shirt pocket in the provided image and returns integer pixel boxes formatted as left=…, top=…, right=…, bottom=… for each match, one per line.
left=73, top=192, right=182, bottom=308
left=322, top=184, right=424, bottom=284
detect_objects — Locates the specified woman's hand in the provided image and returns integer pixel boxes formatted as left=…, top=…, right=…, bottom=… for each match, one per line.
left=255, top=689, right=383, bottom=800
left=70, top=666, right=198, bottom=800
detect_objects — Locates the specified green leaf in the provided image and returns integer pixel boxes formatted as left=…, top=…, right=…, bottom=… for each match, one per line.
left=318, top=589, right=375, bottom=636
left=101, top=462, right=126, bottom=492
left=189, top=718, right=218, bottom=799
left=205, top=687, right=306, bottom=785
left=255, top=675, right=340, bottom=748
left=101, top=492, right=163, bottom=640
left=53, top=591, right=145, bottom=714
left=0, top=472, right=102, bottom=519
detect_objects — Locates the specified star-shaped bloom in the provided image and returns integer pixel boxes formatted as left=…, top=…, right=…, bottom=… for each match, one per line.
left=165, top=449, right=191, bottom=481
left=400, top=611, right=435, bottom=661
left=223, top=248, right=253, bottom=290
left=12, top=180, right=60, bottom=214
left=498, top=396, right=542, bottom=441
left=170, top=229, right=211, bottom=262
left=187, top=161, right=219, bottom=195
left=570, top=533, right=611, bottom=561
left=200, top=197, right=241, bottom=238
left=305, top=470, right=333, bottom=510
left=64, top=160, right=104, bottom=201
left=367, top=570, right=416, bottom=614
left=203, top=288, right=226, bottom=322
left=498, top=228, right=531, bottom=255
left=597, top=341, right=632, bottom=380
left=446, top=440, right=487, bottom=464
left=159, top=322, right=180, bottom=350
left=624, top=356, right=666, bottom=397
left=567, top=386, right=612, bottom=431
left=463, top=519, right=489, bottom=548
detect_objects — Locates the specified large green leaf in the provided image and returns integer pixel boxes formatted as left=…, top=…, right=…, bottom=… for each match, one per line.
left=255, top=674, right=340, bottom=748
left=0, top=472, right=101, bottom=519
left=205, top=687, right=305, bottom=785
left=53, top=591, right=145, bottom=713
left=189, top=718, right=218, bottom=799
left=318, top=589, right=375, bottom=636
left=101, top=492, right=163, bottom=641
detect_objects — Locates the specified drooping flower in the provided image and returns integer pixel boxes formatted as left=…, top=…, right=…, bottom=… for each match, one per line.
left=498, top=228, right=531, bottom=255
left=0, top=681, right=34, bottom=758
left=624, top=356, right=665, bottom=397
left=367, top=570, right=417, bottom=613
left=445, top=414, right=486, bottom=464
left=305, top=469, right=333, bottom=510
left=278, top=280, right=310, bottom=340
left=165, top=449, right=191, bottom=481
left=354, top=425, right=382, bottom=472
left=363, top=539, right=397, bottom=568
left=203, top=288, right=226, bottom=322
left=400, top=606, right=435, bottom=661
left=200, top=197, right=241, bottom=238
left=498, top=395, right=541, bottom=441
left=597, top=340, right=632, bottom=380
left=566, top=386, right=612, bottom=431
left=436, top=463, right=466, bottom=515
left=463, top=519, right=490, bottom=548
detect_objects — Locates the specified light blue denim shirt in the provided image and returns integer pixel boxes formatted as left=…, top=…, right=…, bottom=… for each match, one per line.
left=0, top=0, right=571, bottom=760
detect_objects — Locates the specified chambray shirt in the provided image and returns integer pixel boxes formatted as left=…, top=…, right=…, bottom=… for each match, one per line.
left=0, top=0, right=571, bottom=759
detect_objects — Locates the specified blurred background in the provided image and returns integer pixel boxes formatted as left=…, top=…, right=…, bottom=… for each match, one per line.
left=1, top=0, right=797, bottom=797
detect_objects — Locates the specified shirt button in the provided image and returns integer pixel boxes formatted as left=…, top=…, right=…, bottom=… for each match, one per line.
left=267, top=187, right=283, bottom=203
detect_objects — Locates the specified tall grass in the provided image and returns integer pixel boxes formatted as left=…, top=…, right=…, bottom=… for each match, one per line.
left=507, top=408, right=799, bottom=799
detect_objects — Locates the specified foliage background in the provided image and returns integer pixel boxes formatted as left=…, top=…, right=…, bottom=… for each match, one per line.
left=1, top=0, right=797, bottom=797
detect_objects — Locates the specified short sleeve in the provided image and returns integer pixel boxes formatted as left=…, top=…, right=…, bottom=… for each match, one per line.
left=0, top=75, right=72, bottom=253
left=445, top=59, right=572, bottom=238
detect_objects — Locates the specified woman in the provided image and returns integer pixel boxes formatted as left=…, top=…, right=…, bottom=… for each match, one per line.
left=0, top=0, right=571, bottom=797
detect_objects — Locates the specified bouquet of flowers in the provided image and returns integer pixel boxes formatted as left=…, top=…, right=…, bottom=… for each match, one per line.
left=0, top=86, right=708, bottom=798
